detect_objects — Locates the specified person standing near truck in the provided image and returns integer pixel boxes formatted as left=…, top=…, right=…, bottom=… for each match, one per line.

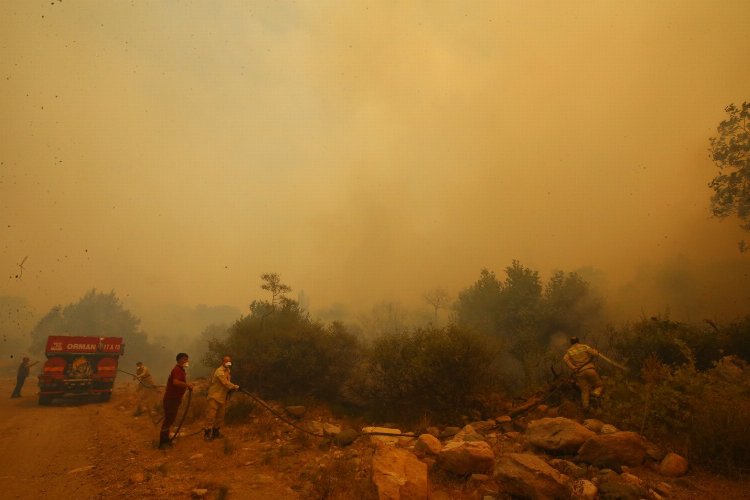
left=134, top=361, right=155, bottom=389
left=11, top=357, right=38, bottom=398
left=159, top=353, right=194, bottom=449
left=202, top=355, right=240, bottom=441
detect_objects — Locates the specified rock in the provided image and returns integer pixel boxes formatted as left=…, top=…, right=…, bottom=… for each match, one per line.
left=333, top=428, right=359, bottom=447
left=620, top=472, right=644, bottom=487
left=525, top=417, right=596, bottom=453
left=129, top=471, right=146, bottom=484
left=438, top=440, right=495, bottom=475
left=600, top=424, right=618, bottom=434
left=658, top=452, right=689, bottom=477
left=493, top=453, right=569, bottom=499
left=363, top=426, right=402, bottom=446
left=453, top=425, right=486, bottom=442
left=512, top=417, right=529, bottom=432
left=582, top=419, right=604, bottom=433
left=189, top=453, right=204, bottom=460
left=426, top=426, right=440, bottom=438
left=496, top=415, right=512, bottom=424
left=548, top=458, right=587, bottom=479
left=649, top=489, right=666, bottom=500
left=284, top=405, right=306, bottom=417
left=414, top=434, right=442, bottom=456
left=323, top=423, right=342, bottom=436
left=306, top=421, right=325, bottom=436
left=597, top=479, right=647, bottom=500
left=440, top=426, right=461, bottom=439
left=468, top=420, right=497, bottom=433
left=644, top=440, right=667, bottom=461
left=371, top=444, right=429, bottom=500
left=569, top=479, right=597, bottom=500
left=398, top=436, right=416, bottom=447
left=655, top=481, right=673, bottom=496
left=577, top=432, right=647, bottom=468
left=191, top=489, right=208, bottom=498
left=496, top=415, right=513, bottom=432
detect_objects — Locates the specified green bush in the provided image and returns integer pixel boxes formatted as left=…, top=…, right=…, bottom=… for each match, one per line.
left=608, top=317, right=724, bottom=371
left=600, top=356, right=750, bottom=474
left=343, top=325, right=499, bottom=423
left=209, top=299, right=362, bottom=403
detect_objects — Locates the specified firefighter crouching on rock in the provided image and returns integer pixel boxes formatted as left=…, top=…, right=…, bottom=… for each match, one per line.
left=203, top=355, right=240, bottom=441
left=564, top=336, right=603, bottom=410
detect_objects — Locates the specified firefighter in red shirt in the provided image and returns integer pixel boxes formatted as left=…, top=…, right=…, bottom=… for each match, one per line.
left=159, top=353, right=194, bottom=449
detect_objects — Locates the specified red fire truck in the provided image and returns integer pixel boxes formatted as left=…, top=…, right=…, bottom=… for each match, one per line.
left=38, top=336, right=125, bottom=405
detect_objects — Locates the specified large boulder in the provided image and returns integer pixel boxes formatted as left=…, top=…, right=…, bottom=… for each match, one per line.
left=577, top=431, right=647, bottom=468
left=364, top=427, right=402, bottom=446
left=437, top=440, right=495, bottom=475
left=525, top=417, right=596, bottom=453
left=658, top=452, right=689, bottom=477
left=372, top=444, right=429, bottom=500
left=413, top=434, right=441, bottom=456
left=494, top=453, right=569, bottom=499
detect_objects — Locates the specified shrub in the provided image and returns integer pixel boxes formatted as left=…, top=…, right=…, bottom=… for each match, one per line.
left=343, top=325, right=499, bottom=423
left=608, top=317, right=723, bottom=371
left=600, top=356, right=750, bottom=474
left=210, top=300, right=362, bottom=403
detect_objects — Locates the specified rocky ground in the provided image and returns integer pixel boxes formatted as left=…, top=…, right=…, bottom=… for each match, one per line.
left=0, top=375, right=748, bottom=499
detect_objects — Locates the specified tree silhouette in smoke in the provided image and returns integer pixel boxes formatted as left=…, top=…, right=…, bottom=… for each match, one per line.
left=708, top=101, right=750, bottom=252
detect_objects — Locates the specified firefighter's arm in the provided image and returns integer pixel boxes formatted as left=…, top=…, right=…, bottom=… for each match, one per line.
left=171, top=374, right=194, bottom=391
left=216, top=369, right=240, bottom=390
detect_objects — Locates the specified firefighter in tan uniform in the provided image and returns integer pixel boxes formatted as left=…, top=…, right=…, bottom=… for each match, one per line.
left=203, top=355, right=240, bottom=441
left=134, top=361, right=155, bottom=389
left=563, top=337, right=603, bottom=410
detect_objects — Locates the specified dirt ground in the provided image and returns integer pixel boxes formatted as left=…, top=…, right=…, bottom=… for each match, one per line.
left=0, top=376, right=320, bottom=499
left=0, top=375, right=749, bottom=500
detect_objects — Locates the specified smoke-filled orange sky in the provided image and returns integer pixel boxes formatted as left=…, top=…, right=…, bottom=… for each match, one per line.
left=2, top=1, right=749, bottom=320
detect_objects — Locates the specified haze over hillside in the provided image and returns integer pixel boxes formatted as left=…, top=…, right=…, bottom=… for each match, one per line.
left=2, top=1, right=749, bottom=325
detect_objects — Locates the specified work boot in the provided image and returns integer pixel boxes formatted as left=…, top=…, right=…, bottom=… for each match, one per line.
left=203, top=428, right=213, bottom=442
left=212, top=427, right=223, bottom=439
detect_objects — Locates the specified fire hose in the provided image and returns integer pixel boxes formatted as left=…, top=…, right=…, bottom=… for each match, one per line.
left=236, top=388, right=418, bottom=440
left=117, top=368, right=164, bottom=390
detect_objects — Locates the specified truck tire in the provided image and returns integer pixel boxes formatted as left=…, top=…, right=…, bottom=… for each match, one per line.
left=38, top=395, right=52, bottom=406
left=99, top=392, right=112, bottom=402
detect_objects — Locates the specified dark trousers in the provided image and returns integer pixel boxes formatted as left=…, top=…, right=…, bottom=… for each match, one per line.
left=11, top=376, right=26, bottom=398
left=160, top=397, right=182, bottom=443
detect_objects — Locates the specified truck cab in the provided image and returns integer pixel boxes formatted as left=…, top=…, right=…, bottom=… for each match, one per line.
left=38, top=336, right=124, bottom=405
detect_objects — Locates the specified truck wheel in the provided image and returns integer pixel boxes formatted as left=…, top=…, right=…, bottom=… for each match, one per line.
left=38, top=395, right=52, bottom=406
